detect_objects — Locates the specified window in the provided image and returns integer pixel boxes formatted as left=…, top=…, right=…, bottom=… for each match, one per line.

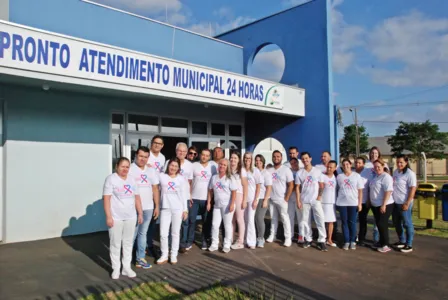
left=192, top=121, right=208, bottom=135
left=111, top=132, right=124, bottom=168
left=229, top=124, right=242, bottom=137
left=111, top=113, right=124, bottom=130
left=161, top=118, right=188, bottom=134
left=211, top=123, right=225, bottom=136
left=128, top=114, right=158, bottom=132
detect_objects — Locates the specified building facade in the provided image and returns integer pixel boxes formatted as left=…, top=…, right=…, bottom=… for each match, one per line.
left=0, top=0, right=335, bottom=243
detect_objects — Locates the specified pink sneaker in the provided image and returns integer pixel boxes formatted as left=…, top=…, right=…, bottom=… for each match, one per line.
left=297, top=235, right=304, bottom=244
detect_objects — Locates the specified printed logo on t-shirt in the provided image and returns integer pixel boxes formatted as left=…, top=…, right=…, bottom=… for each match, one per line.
left=137, top=174, right=150, bottom=187
left=343, top=179, right=352, bottom=188
left=215, top=181, right=225, bottom=192
left=115, top=184, right=135, bottom=198
left=327, top=180, right=335, bottom=188
left=247, top=174, right=254, bottom=185
left=167, top=181, right=177, bottom=193
left=180, top=169, right=184, bottom=175
left=272, top=173, right=279, bottom=181
left=154, top=162, right=163, bottom=172
left=393, top=176, right=397, bottom=184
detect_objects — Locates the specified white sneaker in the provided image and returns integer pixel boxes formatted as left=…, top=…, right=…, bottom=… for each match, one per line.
left=283, top=240, right=292, bottom=247
left=266, top=235, right=275, bottom=243
left=157, top=256, right=168, bottom=264
left=222, top=247, right=231, bottom=253
left=208, top=245, right=218, bottom=252
left=231, top=242, right=244, bottom=250
left=111, top=269, right=120, bottom=280
left=170, top=256, right=178, bottom=264
left=121, top=268, right=136, bottom=278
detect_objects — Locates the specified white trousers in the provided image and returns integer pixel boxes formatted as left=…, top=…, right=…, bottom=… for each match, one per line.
left=109, top=218, right=136, bottom=271
left=269, top=200, right=291, bottom=240
left=211, top=206, right=235, bottom=249
left=299, top=201, right=327, bottom=243
left=160, top=208, right=183, bottom=258
left=288, top=197, right=302, bottom=238
left=244, top=201, right=257, bottom=247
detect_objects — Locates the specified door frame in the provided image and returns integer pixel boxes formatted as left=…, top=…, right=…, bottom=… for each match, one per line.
left=189, top=137, right=222, bottom=148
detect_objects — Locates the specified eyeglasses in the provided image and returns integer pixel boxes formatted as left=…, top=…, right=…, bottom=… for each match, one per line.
left=188, top=152, right=197, bottom=156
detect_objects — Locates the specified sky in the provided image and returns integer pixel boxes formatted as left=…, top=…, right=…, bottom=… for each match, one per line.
left=91, top=0, right=448, bottom=137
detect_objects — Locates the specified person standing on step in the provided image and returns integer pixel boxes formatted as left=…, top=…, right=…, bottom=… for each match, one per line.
left=321, top=160, right=338, bottom=248
left=243, top=152, right=261, bottom=249
left=103, top=157, right=143, bottom=279
left=369, top=159, right=395, bottom=253
left=392, top=155, right=417, bottom=253
left=336, top=158, right=363, bottom=250
left=230, top=151, right=248, bottom=250
left=296, top=152, right=327, bottom=251
left=184, top=149, right=216, bottom=251
left=207, top=158, right=237, bottom=253
left=266, top=150, right=293, bottom=247
left=130, top=146, right=160, bottom=270
left=157, top=158, right=189, bottom=265
left=254, top=154, right=272, bottom=248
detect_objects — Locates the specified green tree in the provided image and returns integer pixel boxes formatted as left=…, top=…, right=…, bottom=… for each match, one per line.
left=387, top=120, right=448, bottom=159
left=339, top=124, right=370, bottom=157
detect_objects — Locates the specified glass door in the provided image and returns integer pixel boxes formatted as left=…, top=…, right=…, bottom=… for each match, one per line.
left=189, top=137, right=222, bottom=158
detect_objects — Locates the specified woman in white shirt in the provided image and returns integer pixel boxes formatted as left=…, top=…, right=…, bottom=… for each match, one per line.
left=254, top=154, right=272, bottom=248
left=392, top=155, right=417, bottom=253
left=230, top=151, right=248, bottom=250
left=321, top=160, right=338, bottom=247
left=243, top=152, right=262, bottom=249
left=365, top=146, right=390, bottom=174
left=336, top=158, right=363, bottom=250
left=207, top=158, right=238, bottom=253
left=288, top=158, right=302, bottom=242
left=103, top=157, right=143, bottom=280
left=369, top=159, right=395, bottom=253
left=157, top=158, right=189, bottom=265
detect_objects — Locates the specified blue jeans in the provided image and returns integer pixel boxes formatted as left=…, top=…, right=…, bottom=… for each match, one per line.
left=134, top=209, right=153, bottom=259
left=337, top=206, right=358, bottom=243
left=393, top=202, right=414, bottom=247
left=180, top=199, right=211, bottom=248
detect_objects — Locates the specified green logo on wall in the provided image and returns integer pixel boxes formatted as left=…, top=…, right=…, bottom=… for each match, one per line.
left=265, top=85, right=282, bottom=108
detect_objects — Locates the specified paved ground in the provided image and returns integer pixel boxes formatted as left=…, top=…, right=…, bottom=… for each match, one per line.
left=1, top=226, right=447, bottom=300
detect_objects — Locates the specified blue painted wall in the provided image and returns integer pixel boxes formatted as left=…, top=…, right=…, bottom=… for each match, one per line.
left=217, top=0, right=336, bottom=160
left=8, top=0, right=243, bottom=73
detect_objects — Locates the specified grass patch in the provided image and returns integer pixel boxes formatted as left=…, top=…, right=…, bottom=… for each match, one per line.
left=79, top=282, right=284, bottom=300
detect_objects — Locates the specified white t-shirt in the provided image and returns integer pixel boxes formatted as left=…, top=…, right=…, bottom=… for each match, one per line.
left=321, top=174, right=337, bottom=204
left=369, top=173, right=394, bottom=207
left=246, top=168, right=262, bottom=202
left=232, top=168, right=247, bottom=195
left=357, top=168, right=373, bottom=204
left=336, top=172, right=364, bottom=206
left=314, top=164, right=327, bottom=173
left=289, top=169, right=299, bottom=202
left=191, top=162, right=216, bottom=201
left=295, top=167, right=324, bottom=204
left=103, top=173, right=140, bottom=220
left=129, top=163, right=159, bottom=210
left=284, top=159, right=304, bottom=169
left=365, top=160, right=390, bottom=171
left=159, top=173, right=188, bottom=211
left=148, top=151, right=166, bottom=173
left=209, top=161, right=219, bottom=175
left=259, top=168, right=273, bottom=200
left=269, top=165, right=294, bottom=202
left=164, top=159, right=193, bottom=199
left=393, top=169, right=417, bottom=204
left=209, top=174, right=238, bottom=208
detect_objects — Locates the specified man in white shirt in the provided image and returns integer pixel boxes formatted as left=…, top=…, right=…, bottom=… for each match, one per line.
left=129, top=146, right=160, bottom=269
left=147, top=135, right=166, bottom=173
left=284, top=146, right=304, bottom=169
left=296, top=152, right=327, bottom=251
left=184, top=149, right=216, bottom=250
left=315, top=151, right=332, bottom=173
left=267, top=150, right=293, bottom=247
left=209, top=147, right=224, bottom=174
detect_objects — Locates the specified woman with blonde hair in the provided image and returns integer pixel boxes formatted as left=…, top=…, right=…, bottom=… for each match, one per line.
left=242, top=152, right=262, bottom=249
left=254, top=154, right=272, bottom=248
left=207, top=158, right=238, bottom=253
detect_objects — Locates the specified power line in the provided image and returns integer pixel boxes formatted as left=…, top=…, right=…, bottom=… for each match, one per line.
left=339, top=84, right=448, bottom=109
left=362, top=121, right=448, bottom=124
left=343, top=100, right=448, bottom=110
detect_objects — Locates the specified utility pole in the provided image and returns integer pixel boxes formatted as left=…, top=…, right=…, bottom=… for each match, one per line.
left=350, top=107, right=360, bottom=157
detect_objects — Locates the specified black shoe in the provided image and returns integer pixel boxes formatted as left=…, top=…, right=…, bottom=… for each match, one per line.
left=179, top=247, right=187, bottom=254
left=400, top=245, right=413, bottom=253
left=201, top=241, right=208, bottom=250
left=371, top=242, right=381, bottom=250
left=317, top=242, right=328, bottom=252
left=303, top=241, right=311, bottom=248
left=146, top=247, right=158, bottom=258
left=358, top=240, right=366, bottom=247
left=393, top=242, right=406, bottom=249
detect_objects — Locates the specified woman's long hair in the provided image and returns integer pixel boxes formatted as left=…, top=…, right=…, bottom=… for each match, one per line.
left=243, top=152, right=254, bottom=173
left=230, top=151, right=243, bottom=175
left=165, top=157, right=181, bottom=175
left=218, top=158, right=232, bottom=179
left=255, top=154, right=266, bottom=169
left=396, top=154, right=411, bottom=174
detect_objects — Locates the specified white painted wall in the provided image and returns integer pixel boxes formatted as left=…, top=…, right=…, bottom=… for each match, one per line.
left=4, top=141, right=111, bottom=243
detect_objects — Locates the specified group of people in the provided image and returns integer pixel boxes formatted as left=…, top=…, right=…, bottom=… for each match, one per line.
left=103, top=136, right=417, bottom=280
